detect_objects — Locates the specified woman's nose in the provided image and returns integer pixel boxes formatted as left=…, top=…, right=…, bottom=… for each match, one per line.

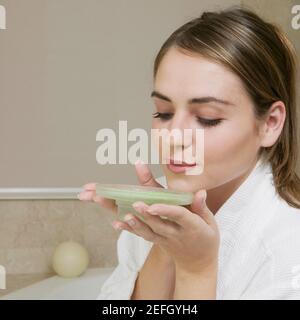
left=168, top=112, right=193, bottom=147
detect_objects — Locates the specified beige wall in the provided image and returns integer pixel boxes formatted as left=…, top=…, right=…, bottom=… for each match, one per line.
left=0, top=0, right=239, bottom=188
left=1, top=0, right=298, bottom=187
left=0, top=199, right=118, bottom=274
left=0, top=198, right=120, bottom=296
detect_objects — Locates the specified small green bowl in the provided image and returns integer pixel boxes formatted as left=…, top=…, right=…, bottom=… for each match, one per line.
left=95, top=183, right=194, bottom=222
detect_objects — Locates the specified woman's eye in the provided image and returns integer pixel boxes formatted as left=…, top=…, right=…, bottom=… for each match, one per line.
left=196, top=117, right=222, bottom=127
left=152, top=112, right=173, bottom=120
left=152, top=112, right=222, bottom=127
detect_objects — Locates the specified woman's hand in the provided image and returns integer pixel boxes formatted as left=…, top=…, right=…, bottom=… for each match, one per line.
left=119, top=187, right=220, bottom=275
left=78, top=161, right=219, bottom=298
left=77, top=160, right=172, bottom=246
left=77, top=160, right=163, bottom=211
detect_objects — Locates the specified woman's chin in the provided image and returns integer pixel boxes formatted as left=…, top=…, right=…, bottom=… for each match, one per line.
left=166, top=177, right=203, bottom=193
left=162, top=165, right=206, bottom=193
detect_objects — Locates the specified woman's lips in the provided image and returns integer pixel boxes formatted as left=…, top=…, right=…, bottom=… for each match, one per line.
left=166, top=158, right=196, bottom=173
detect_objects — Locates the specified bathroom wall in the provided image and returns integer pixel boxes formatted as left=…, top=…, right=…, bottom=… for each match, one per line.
left=0, top=0, right=239, bottom=188
left=0, top=199, right=119, bottom=274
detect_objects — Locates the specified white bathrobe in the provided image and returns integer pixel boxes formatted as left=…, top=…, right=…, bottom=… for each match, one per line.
left=97, top=159, right=300, bottom=299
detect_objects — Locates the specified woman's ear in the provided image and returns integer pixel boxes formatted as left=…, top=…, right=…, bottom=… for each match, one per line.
left=260, top=101, right=286, bottom=148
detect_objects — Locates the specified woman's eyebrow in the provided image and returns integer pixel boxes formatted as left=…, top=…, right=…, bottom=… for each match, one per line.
left=150, top=90, right=235, bottom=107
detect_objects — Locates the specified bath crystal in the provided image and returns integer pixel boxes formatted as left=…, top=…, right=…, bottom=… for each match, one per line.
left=96, top=183, right=194, bottom=221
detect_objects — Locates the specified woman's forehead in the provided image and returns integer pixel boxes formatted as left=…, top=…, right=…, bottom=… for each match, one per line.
left=154, top=48, right=246, bottom=101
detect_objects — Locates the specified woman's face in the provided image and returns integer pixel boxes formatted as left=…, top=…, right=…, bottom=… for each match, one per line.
left=151, top=46, right=263, bottom=193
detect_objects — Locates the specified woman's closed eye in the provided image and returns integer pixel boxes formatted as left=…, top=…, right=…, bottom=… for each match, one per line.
left=152, top=112, right=173, bottom=120
left=152, top=112, right=223, bottom=127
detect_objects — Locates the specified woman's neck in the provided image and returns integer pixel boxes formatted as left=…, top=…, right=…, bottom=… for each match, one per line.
left=206, top=161, right=258, bottom=215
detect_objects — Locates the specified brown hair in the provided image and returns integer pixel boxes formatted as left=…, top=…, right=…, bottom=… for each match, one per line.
left=153, top=6, right=300, bottom=209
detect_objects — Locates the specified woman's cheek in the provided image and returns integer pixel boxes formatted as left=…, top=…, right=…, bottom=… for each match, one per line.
left=205, top=120, right=256, bottom=170
left=203, top=126, right=232, bottom=164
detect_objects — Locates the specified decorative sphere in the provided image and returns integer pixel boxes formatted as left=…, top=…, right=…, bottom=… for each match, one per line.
left=52, top=241, right=89, bottom=278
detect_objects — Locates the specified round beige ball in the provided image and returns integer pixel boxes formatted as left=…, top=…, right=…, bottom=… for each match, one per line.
left=52, top=241, right=89, bottom=278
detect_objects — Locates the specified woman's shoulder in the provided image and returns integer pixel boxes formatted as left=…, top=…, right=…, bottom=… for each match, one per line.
left=256, top=168, right=300, bottom=239
left=267, top=195, right=300, bottom=230
left=262, top=195, right=300, bottom=254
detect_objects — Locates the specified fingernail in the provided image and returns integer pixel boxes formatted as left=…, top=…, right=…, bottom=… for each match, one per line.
left=124, top=214, right=136, bottom=226
left=111, top=222, right=122, bottom=230
left=127, top=219, right=136, bottom=226
left=132, top=201, right=143, bottom=211
left=77, top=193, right=83, bottom=200
left=146, top=207, right=157, bottom=215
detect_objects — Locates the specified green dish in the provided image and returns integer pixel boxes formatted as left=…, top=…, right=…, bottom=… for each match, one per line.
left=95, top=183, right=194, bottom=222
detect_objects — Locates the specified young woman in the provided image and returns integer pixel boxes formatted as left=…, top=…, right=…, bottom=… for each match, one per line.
left=79, top=7, right=300, bottom=299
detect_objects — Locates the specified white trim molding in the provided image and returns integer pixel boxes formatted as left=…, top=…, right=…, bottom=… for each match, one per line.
left=0, top=188, right=83, bottom=199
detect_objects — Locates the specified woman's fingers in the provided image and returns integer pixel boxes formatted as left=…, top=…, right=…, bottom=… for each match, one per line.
left=79, top=160, right=163, bottom=215
left=92, top=195, right=118, bottom=213
left=111, top=220, right=135, bottom=233
left=146, top=203, right=198, bottom=229
left=83, top=182, right=97, bottom=190
left=77, top=190, right=95, bottom=201
left=116, top=213, right=166, bottom=243
left=135, top=160, right=163, bottom=188
left=78, top=182, right=97, bottom=200
left=79, top=160, right=165, bottom=217
left=132, top=201, right=181, bottom=238
left=78, top=182, right=118, bottom=213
